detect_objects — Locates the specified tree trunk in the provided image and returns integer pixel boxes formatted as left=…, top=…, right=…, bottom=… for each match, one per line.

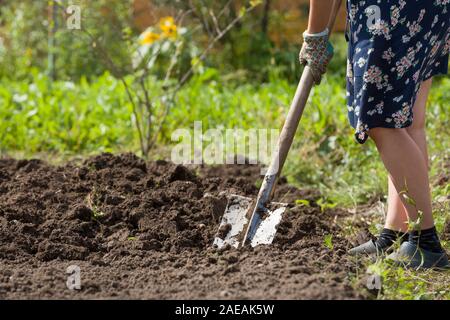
left=261, top=0, right=270, bottom=34
left=47, top=1, right=58, bottom=81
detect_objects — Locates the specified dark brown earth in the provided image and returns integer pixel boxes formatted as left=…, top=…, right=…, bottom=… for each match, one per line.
left=0, top=153, right=365, bottom=299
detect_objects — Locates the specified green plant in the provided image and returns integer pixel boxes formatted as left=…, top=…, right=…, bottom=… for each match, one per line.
left=316, top=197, right=338, bottom=212
left=86, top=188, right=105, bottom=220
left=295, top=199, right=311, bottom=207
left=323, top=234, right=334, bottom=250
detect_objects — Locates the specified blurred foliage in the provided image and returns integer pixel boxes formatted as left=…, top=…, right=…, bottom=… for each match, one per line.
left=0, top=0, right=331, bottom=82
left=0, top=0, right=134, bottom=80
left=0, top=70, right=133, bottom=153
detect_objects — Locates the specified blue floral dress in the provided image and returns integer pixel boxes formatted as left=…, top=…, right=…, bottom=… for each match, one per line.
left=346, top=0, right=450, bottom=143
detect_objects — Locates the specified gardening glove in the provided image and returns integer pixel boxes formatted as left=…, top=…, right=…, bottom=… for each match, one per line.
left=299, top=28, right=334, bottom=85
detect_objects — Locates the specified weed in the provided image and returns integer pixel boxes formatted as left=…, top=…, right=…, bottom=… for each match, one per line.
left=323, top=234, right=334, bottom=250
left=86, top=188, right=105, bottom=220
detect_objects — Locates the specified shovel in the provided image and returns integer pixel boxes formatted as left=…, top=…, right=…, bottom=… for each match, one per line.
left=213, top=0, right=343, bottom=249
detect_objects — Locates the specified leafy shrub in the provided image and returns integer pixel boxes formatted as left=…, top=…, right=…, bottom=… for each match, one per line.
left=0, top=0, right=133, bottom=81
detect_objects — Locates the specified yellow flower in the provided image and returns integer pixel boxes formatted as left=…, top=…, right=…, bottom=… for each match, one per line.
left=159, top=16, right=175, bottom=29
left=159, top=16, right=178, bottom=39
left=250, top=0, right=262, bottom=7
left=140, top=31, right=160, bottom=45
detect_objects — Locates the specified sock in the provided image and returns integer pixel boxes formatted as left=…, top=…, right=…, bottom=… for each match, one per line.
left=374, top=228, right=407, bottom=250
left=408, top=226, right=444, bottom=254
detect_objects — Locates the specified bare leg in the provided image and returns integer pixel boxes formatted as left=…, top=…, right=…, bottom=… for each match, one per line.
left=405, top=78, right=432, bottom=167
left=385, top=175, right=409, bottom=232
left=370, top=128, right=433, bottom=228
left=385, top=79, right=433, bottom=232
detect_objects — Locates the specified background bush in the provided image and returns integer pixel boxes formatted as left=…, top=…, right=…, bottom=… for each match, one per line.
left=0, top=0, right=323, bottom=82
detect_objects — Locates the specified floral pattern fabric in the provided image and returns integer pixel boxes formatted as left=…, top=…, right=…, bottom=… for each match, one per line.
left=346, top=0, right=450, bottom=143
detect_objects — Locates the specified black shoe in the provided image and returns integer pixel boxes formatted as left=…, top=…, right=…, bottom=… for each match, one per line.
left=349, top=228, right=407, bottom=256
left=387, top=241, right=450, bottom=269
left=348, top=239, right=383, bottom=256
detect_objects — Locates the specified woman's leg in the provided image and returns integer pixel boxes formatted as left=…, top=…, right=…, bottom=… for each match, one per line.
left=405, top=78, right=432, bottom=166
left=369, top=128, right=434, bottom=230
left=384, top=79, right=433, bottom=232
left=349, top=79, right=443, bottom=257
left=385, top=175, right=409, bottom=231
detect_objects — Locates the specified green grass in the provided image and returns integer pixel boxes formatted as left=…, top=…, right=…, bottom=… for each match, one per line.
left=360, top=243, right=450, bottom=300
left=0, top=70, right=135, bottom=155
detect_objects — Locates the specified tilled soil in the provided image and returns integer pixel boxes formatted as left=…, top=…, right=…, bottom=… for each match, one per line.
left=0, top=153, right=364, bottom=299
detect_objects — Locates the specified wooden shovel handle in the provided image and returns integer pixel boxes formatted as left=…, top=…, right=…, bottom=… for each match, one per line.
left=266, top=0, right=343, bottom=191
left=242, top=0, right=343, bottom=246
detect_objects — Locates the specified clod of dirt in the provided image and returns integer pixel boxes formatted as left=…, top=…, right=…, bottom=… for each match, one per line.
left=68, top=205, right=93, bottom=221
left=216, top=223, right=232, bottom=240
left=352, top=228, right=376, bottom=247
left=203, top=193, right=228, bottom=222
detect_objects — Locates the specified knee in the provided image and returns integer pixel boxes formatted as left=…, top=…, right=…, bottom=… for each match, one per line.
left=369, top=127, right=407, bottom=140
left=369, top=127, right=409, bottom=147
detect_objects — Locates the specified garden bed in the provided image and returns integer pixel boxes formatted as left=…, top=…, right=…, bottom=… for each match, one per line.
left=0, top=153, right=363, bottom=299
